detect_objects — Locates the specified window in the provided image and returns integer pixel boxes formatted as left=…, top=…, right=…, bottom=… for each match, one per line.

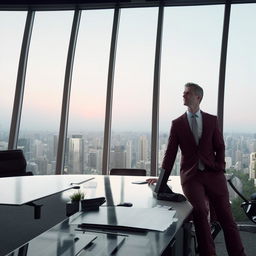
left=0, top=12, right=26, bottom=150
left=159, top=5, right=224, bottom=175
left=18, top=11, right=73, bottom=175
left=110, top=7, right=158, bottom=174
left=66, top=9, right=113, bottom=175
left=224, top=4, right=256, bottom=177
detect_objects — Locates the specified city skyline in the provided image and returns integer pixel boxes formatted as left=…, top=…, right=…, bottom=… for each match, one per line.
left=1, top=129, right=255, bottom=179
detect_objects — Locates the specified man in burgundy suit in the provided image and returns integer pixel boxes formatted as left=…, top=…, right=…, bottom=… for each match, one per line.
left=148, top=83, right=246, bottom=256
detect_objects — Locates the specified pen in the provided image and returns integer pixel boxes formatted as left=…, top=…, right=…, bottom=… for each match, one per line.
left=70, top=177, right=95, bottom=185
left=110, top=238, right=126, bottom=255
left=75, top=228, right=129, bottom=237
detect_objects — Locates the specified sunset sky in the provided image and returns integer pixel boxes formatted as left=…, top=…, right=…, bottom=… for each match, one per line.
left=0, top=3, right=256, bottom=134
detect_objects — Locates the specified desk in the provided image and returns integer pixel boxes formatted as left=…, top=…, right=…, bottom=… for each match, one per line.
left=0, top=175, right=93, bottom=256
left=6, top=175, right=192, bottom=256
left=0, top=175, right=93, bottom=205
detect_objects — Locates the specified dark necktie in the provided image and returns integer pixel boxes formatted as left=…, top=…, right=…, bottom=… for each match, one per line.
left=191, top=114, right=204, bottom=170
left=191, top=114, right=199, bottom=145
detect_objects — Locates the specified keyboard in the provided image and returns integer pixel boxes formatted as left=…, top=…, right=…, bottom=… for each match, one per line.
left=157, top=192, right=187, bottom=202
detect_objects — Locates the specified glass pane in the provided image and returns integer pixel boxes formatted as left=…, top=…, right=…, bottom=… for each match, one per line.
left=66, top=9, right=113, bottom=175
left=159, top=5, right=224, bottom=175
left=0, top=12, right=27, bottom=150
left=224, top=4, right=256, bottom=222
left=110, top=7, right=158, bottom=175
left=18, top=11, right=73, bottom=175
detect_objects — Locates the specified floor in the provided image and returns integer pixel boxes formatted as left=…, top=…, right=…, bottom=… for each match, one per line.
left=189, top=222, right=256, bottom=256
left=215, top=229, right=256, bottom=256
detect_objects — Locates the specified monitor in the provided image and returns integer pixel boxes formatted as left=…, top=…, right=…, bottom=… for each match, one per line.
left=154, top=168, right=172, bottom=194
left=154, top=168, right=187, bottom=202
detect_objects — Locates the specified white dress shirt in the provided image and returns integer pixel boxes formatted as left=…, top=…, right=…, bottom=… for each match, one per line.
left=186, top=109, right=204, bottom=170
left=186, top=109, right=203, bottom=140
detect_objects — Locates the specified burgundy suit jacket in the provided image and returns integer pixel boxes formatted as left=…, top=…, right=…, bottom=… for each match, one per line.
left=162, top=111, right=226, bottom=185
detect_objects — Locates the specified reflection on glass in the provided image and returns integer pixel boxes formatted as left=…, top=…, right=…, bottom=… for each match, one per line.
left=224, top=4, right=256, bottom=208
left=18, top=11, right=73, bottom=175
left=66, top=9, right=113, bottom=175
left=159, top=5, right=224, bottom=175
left=0, top=12, right=27, bottom=150
left=111, top=8, right=158, bottom=175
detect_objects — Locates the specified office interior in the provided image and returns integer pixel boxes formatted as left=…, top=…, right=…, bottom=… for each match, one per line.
left=0, top=0, right=256, bottom=255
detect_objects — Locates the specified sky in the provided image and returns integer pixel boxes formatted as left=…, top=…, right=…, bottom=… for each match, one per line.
left=0, top=4, right=256, bottom=135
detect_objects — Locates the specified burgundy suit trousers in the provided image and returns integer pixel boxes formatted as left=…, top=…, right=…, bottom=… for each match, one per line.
left=182, top=170, right=246, bottom=256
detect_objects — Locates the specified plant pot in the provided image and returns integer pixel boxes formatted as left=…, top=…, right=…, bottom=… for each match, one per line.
left=66, top=200, right=80, bottom=216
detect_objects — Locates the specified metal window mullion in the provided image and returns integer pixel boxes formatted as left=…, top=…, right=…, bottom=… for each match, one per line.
left=102, top=7, right=120, bottom=175
left=55, top=9, right=81, bottom=175
left=8, top=10, right=35, bottom=150
left=151, top=3, right=164, bottom=176
left=217, top=1, right=231, bottom=133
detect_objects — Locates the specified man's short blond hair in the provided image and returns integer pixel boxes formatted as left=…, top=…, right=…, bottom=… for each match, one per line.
left=185, top=82, right=204, bottom=102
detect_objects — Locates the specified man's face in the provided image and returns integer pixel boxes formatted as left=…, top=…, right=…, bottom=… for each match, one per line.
left=183, top=87, right=200, bottom=107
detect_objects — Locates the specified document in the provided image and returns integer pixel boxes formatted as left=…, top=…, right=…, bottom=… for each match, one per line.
left=71, top=207, right=176, bottom=232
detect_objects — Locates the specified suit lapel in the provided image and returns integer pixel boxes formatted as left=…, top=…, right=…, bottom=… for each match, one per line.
left=181, top=113, right=197, bottom=145
left=200, top=111, right=206, bottom=144
left=199, top=110, right=209, bottom=146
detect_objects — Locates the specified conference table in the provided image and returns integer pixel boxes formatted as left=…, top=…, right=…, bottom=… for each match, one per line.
left=0, top=175, right=192, bottom=256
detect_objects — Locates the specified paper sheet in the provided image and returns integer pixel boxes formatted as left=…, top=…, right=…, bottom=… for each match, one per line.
left=71, top=207, right=176, bottom=232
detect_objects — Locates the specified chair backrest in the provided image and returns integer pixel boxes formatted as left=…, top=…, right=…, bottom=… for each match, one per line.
left=228, top=174, right=256, bottom=224
left=110, top=168, right=146, bottom=176
left=0, top=149, right=31, bottom=178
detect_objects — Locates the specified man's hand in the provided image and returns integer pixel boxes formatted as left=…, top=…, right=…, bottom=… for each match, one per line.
left=146, top=178, right=158, bottom=185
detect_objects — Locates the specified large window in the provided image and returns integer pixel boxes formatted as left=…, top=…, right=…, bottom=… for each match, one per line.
left=18, top=11, right=73, bottom=175
left=110, top=7, right=158, bottom=174
left=224, top=4, right=256, bottom=175
left=1, top=2, right=255, bottom=183
left=66, top=9, right=113, bottom=175
left=159, top=5, right=224, bottom=175
left=0, top=12, right=27, bottom=150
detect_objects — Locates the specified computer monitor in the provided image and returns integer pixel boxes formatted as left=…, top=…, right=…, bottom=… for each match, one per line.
left=154, top=168, right=187, bottom=202
left=154, top=168, right=173, bottom=194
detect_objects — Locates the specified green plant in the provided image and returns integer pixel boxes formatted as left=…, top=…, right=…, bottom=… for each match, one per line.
left=70, top=190, right=85, bottom=202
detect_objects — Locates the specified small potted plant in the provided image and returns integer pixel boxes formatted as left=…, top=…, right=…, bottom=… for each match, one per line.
left=66, top=190, right=85, bottom=216
left=70, top=190, right=85, bottom=202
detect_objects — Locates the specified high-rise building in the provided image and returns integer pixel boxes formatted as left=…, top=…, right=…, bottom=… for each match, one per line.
left=88, top=148, right=102, bottom=173
left=249, top=152, right=256, bottom=180
left=110, top=145, right=126, bottom=169
left=88, top=151, right=97, bottom=170
left=138, top=135, right=148, bottom=162
left=35, top=157, right=48, bottom=175
left=96, top=149, right=103, bottom=173
left=17, top=138, right=31, bottom=159
left=126, top=141, right=132, bottom=168
left=68, top=135, right=84, bottom=174
left=225, top=156, right=232, bottom=169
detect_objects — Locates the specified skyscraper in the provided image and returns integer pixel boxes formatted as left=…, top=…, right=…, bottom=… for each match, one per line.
left=68, top=135, right=84, bottom=174
left=126, top=141, right=132, bottom=168
left=249, top=152, right=256, bottom=180
left=138, top=135, right=148, bottom=162
left=110, top=145, right=126, bottom=169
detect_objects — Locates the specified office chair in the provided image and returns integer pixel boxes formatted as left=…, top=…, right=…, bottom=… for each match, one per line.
left=227, top=174, right=256, bottom=232
left=0, top=149, right=33, bottom=177
left=110, top=168, right=146, bottom=176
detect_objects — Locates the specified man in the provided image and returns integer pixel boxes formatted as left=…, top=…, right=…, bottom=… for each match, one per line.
left=148, top=83, right=245, bottom=256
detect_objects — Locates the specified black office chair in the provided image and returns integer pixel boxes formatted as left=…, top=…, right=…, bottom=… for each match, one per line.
left=110, top=168, right=146, bottom=176
left=0, top=149, right=33, bottom=177
left=227, top=174, right=256, bottom=232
